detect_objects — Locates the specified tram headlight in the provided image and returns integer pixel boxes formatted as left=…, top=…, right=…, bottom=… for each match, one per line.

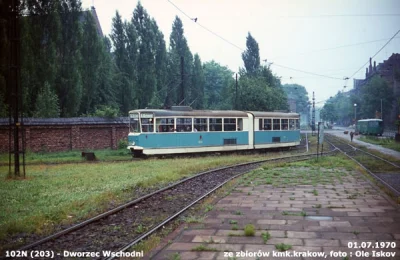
left=131, top=141, right=136, bottom=146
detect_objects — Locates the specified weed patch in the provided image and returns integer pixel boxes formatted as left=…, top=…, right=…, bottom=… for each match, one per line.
left=275, top=243, right=292, bottom=251
left=261, top=232, right=271, bottom=243
left=244, top=224, right=255, bottom=236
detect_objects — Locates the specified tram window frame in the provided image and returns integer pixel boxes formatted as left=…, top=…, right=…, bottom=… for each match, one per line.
left=129, top=113, right=140, bottom=133
left=141, top=118, right=154, bottom=133
left=296, top=119, right=300, bottom=129
left=281, top=119, right=289, bottom=130
left=209, top=118, right=222, bottom=131
left=264, top=118, right=272, bottom=130
left=224, top=118, right=236, bottom=131
left=156, top=118, right=175, bottom=132
left=194, top=118, right=207, bottom=132
left=176, top=118, right=192, bottom=132
left=259, top=119, right=263, bottom=130
left=273, top=119, right=280, bottom=130
left=289, top=119, right=296, bottom=130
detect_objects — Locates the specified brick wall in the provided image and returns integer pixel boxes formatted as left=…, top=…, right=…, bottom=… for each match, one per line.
left=0, top=118, right=129, bottom=153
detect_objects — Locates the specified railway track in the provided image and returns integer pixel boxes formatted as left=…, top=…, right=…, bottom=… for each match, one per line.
left=325, top=134, right=400, bottom=197
left=10, top=151, right=322, bottom=260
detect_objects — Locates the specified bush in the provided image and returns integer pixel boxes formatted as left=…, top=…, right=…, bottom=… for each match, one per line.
left=118, top=138, right=128, bottom=150
left=93, top=105, right=119, bottom=118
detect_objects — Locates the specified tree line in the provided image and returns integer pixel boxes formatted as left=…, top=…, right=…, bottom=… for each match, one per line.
left=320, top=75, right=397, bottom=126
left=0, top=0, right=308, bottom=118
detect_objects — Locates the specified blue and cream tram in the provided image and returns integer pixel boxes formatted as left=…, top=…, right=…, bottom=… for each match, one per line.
left=127, top=106, right=300, bottom=156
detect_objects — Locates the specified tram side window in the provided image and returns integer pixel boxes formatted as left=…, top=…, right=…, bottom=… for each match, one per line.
left=194, top=118, right=207, bottom=132
left=141, top=118, right=154, bottom=132
left=264, top=118, right=272, bottom=130
left=209, top=118, right=222, bottom=131
left=370, top=121, right=379, bottom=127
left=273, top=119, right=280, bottom=130
left=156, top=118, right=174, bottom=132
left=296, top=119, right=300, bottom=130
left=289, top=119, right=296, bottom=130
left=176, top=118, right=192, bottom=132
left=281, top=119, right=288, bottom=130
left=237, top=118, right=243, bottom=131
left=224, top=118, right=236, bottom=131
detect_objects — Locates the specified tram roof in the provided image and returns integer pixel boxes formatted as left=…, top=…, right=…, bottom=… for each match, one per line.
left=128, top=109, right=299, bottom=118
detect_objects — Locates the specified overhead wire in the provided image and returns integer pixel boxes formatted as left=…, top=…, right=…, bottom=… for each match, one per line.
left=271, top=37, right=400, bottom=60
left=166, top=0, right=347, bottom=81
left=280, top=14, right=400, bottom=18
left=348, top=29, right=400, bottom=79
left=166, top=0, right=399, bottom=104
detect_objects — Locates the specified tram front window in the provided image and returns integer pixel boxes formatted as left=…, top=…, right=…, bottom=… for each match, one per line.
left=141, top=118, right=154, bottom=132
left=129, top=113, right=140, bottom=133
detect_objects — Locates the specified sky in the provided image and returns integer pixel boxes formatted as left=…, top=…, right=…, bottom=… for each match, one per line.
left=82, top=0, right=400, bottom=106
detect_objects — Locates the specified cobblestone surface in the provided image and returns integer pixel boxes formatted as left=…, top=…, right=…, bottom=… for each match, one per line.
left=150, top=166, right=400, bottom=260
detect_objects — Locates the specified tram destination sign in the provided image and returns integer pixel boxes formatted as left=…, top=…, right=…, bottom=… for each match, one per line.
left=141, top=113, right=154, bottom=118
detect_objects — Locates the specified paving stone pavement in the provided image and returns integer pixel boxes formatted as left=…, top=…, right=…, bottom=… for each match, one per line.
left=149, top=168, right=400, bottom=260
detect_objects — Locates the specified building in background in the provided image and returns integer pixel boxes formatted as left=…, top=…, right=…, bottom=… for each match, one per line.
left=353, top=53, right=400, bottom=125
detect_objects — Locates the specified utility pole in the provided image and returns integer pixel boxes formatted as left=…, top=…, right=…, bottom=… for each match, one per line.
left=381, top=99, right=383, bottom=120
left=235, top=73, right=238, bottom=109
left=180, top=56, right=185, bottom=106
left=7, top=0, right=25, bottom=178
left=312, top=92, right=315, bottom=136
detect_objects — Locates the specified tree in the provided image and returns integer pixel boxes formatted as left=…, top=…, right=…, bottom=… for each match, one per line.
left=282, top=84, right=309, bottom=113
left=95, top=36, right=118, bottom=109
left=167, top=16, right=193, bottom=107
left=132, top=2, right=157, bottom=108
left=56, top=0, right=83, bottom=117
left=149, top=19, right=168, bottom=109
left=360, top=76, right=394, bottom=121
left=237, top=76, right=286, bottom=111
left=110, top=11, right=134, bottom=113
left=0, top=0, right=8, bottom=117
left=191, top=54, right=205, bottom=109
left=34, top=82, right=60, bottom=118
left=203, top=60, right=234, bottom=109
left=320, top=102, right=337, bottom=124
left=241, top=32, right=260, bottom=76
left=20, top=0, right=62, bottom=116
left=80, top=10, right=103, bottom=115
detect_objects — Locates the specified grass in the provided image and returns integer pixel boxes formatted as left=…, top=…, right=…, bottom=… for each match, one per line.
left=0, top=154, right=269, bottom=242
left=169, top=252, right=181, bottom=260
left=191, top=243, right=219, bottom=252
left=0, top=149, right=131, bottom=165
left=281, top=211, right=307, bottom=217
left=358, top=135, right=400, bottom=152
left=204, top=204, right=214, bottom=213
left=275, top=243, right=292, bottom=251
left=244, top=155, right=355, bottom=189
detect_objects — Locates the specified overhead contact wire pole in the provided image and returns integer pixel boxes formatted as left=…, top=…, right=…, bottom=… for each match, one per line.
left=7, top=0, right=25, bottom=178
